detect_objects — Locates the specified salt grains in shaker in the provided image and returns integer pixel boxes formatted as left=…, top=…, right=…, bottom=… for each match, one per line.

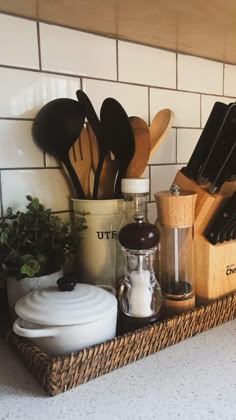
left=118, top=215, right=162, bottom=334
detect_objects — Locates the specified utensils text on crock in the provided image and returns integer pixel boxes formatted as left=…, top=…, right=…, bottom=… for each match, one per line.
left=126, top=117, right=151, bottom=178
left=87, top=123, right=119, bottom=199
left=149, top=109, right=174, bottom=157
left=76, top=90, right=108, bottom=199
left=69, top=127, right=92, bottom=198
left=100, top=98, right=135, bottom=197
left=32, top=98, right=85, bottom=199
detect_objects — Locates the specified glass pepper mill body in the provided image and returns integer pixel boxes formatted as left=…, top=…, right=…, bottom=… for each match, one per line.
left=155, top=184, right=197, bottom=317
left=118, top=216, right=162, bottom=333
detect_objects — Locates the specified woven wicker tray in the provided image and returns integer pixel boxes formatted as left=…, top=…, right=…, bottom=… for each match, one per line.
left=6, top=291, right=236, bottom=396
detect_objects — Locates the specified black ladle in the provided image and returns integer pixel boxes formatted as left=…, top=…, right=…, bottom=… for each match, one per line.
left=100, top=98, right=135, bottom=197
left=76, top=90, right=109, bottom=199
left=32, top=98, right=86, bottom=199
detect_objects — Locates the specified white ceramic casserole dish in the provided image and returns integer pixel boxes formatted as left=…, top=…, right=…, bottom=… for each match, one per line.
left=13, top=283, right=117, bottom=356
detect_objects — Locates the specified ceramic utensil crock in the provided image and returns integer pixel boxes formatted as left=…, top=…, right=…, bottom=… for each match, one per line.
left=13, top=283, right=118, bottom=356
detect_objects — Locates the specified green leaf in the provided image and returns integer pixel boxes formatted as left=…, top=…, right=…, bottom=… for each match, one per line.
left=0, top=231, right=8, bottom=244
left=21, top=258, right=40, bottom=277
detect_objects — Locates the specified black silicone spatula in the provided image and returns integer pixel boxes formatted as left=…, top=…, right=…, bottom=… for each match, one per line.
left=181, top=102, right=228, bottom=181
left=100, top=98, right=135, bottom=197
left=32, top=98, right=86, bottom=199
left=76, top=90, right=107, bottom=199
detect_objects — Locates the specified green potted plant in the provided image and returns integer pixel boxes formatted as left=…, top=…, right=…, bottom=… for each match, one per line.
left=0, top=195, right=87, bottom=318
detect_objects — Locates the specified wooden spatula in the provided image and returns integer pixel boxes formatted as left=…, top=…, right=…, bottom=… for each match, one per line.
left=150, top=109, right=174, bottom=156
left=69, top=126, right=91, bottom=198
left=87, top=123, right=119, bottom=199
left=126, top=117, right=151, bottom=177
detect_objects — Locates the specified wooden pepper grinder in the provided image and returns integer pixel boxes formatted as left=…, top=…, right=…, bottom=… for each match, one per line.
left=155, top=184, right=197, bottom=317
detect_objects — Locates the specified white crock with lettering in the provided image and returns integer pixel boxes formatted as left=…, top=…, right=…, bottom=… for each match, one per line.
left=72, top=199, right=124, bottom=292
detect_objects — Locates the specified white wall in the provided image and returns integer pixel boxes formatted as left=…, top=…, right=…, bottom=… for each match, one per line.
left=0, top=13, right=236, bottom=222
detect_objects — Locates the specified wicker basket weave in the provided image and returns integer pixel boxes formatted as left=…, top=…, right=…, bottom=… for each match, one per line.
left=6, top=291, right=236, bottom=396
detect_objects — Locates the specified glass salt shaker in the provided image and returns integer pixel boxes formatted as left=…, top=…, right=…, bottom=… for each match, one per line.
left=118, top=215, right=162, bottom=333
left=116, top=178, right=150, bottom=292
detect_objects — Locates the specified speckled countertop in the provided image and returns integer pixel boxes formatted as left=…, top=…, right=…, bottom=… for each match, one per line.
left=0, top=319, right=236, bottom=420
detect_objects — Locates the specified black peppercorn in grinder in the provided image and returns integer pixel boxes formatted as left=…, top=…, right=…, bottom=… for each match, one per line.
left=154, top=184, right=197, bottom=317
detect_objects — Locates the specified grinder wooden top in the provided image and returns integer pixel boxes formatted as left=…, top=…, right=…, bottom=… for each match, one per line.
left=155, top=188, right=197, bottom=228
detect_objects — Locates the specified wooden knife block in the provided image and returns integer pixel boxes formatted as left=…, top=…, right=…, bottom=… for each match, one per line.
left=173, top=171, right=236, bottom=304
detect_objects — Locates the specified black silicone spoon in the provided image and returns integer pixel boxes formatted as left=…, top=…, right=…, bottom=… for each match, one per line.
left=76, top=90, right=109, bottom=199
left=100, top=98, right=135, bottom=197
left=32, top=98, right=86, bottom=199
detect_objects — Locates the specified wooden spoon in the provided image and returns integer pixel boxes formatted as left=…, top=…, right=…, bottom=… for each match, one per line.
left=126, top=117, right=151, bottom=177
left=69, top=126, right=91, bottom=198
left=87, top=123, right=119, bottom=199
left=32, top=98, right=86, bottom=199
left=149, top=108, right=174, bottom=156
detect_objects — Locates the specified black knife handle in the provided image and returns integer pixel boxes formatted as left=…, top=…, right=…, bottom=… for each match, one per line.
left=204, top=191, right=236, bottom=244
left=181, top=102, right=227, bottom=181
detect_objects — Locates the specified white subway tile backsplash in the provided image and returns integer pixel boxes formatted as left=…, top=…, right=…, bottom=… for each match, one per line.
left=0, top=15, right=236, bottom=224
left=224, top=64, right=236, bottom=97
left=0, top=68, right=80, bottom=118
left=178, top=55, right=223, bottom=94
left=177, top=128, right=202, bottom=163
left=150, top=164, right=182, bottom=199
left=0, top=14, right=39, bottom=69
left=150, top=88, right=200, bottom=127
left=201, top=95, right=234, bottom=126
left=0, top=120, right=43, bottom=168
left=1, top=169, right=72, bottom=214
left=40, top=23, right=116, bottom=80
left=83, top=79, right=149, bottom=120
left=147, top=202, right=157, bottom=224
left=148, top=128, right=176, bottom=164
left=45, top=154, right=60, bottom=167
left=118, top=41, right=176, bottom=88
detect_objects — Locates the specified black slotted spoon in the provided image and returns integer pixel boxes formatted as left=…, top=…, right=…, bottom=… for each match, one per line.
left=100, top=98, right=135, bottom=197
left=32, top=98, right=86, bottom=199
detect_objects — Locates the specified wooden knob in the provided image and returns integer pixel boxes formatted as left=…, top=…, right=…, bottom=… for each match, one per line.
left=154, top=186, right=197, bottom=228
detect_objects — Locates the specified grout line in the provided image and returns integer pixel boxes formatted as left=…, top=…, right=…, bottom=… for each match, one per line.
left=51, top=210, right=72, bottom=215
left=148, top=165, right=151, bottom=201
left=0, top=116, right=201, bottom=131
left=43, top=152, right=47, bottom=167
left=116, top=39, right=119, bottom=81
left=0, top=166, right=60, bottom=171
left=36, top=21, right=42, bottom=70
left=1, top=11, right=236, bottom=66
left=223, top=63, right=225, bottom=96
left=200, top=94, right=202, bottom=128
left=0, top=171, right=3, bottom=217
left=148, top=87, right=151, bottom=125
left=0, top=64, right=236, bottom=100
left=175, top=128, right=178, bottom=163
left=176, top=53, right=178, bottom=90
left=0, top=117, right=34, bottom=121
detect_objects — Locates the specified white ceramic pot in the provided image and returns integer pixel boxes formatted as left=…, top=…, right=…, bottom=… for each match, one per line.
left=7, top=269, right=63, bottom=320
left=72, top=199, right=124, bottom=291
left=13, top=283, right=117, bottom=356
